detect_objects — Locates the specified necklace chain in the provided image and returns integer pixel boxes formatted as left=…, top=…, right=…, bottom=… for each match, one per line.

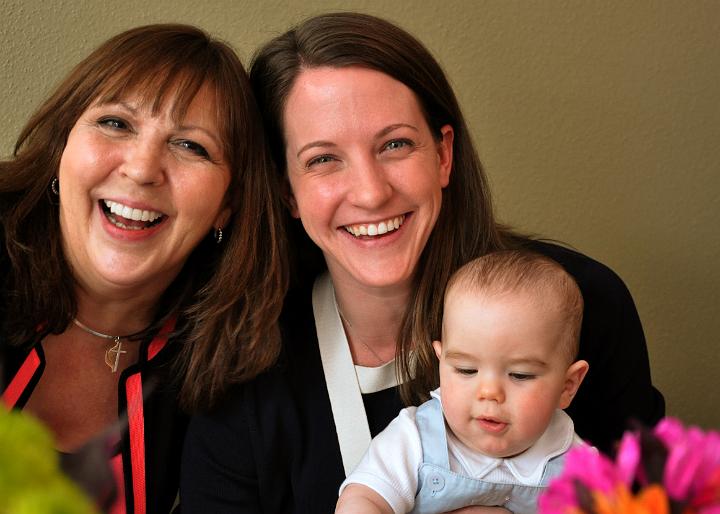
left=336, top=308, right=387, bottom=365
left=72, top=318, right=138, bottom=373
left=72, top=318, right=134, bottom=341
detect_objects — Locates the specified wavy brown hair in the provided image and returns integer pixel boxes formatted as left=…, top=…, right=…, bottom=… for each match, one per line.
left=250, top=12, right=524, bottom=404
left=0, top=24, right=287, bottom=411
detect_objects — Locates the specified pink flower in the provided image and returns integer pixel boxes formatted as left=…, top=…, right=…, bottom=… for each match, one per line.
left=539, top=418, right=720, bottom=514
left=654, top=417, right=720, bottom=505
left=615, top=431, right=642, bottom=486
left=540, top=446, right=625, bottom=514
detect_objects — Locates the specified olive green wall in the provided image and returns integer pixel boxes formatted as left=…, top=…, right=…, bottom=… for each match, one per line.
left=2, top=0, right=718, bottom=429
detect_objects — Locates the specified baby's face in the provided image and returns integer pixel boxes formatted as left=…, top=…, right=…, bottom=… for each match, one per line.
left=434, top=288, right=581, bottom=458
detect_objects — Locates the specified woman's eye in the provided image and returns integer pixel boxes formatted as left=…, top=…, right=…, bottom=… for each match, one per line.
left=306, top=155, right=335, bottom=168
left=98, top=117, right=129, bottom=131
left=174, top=140, right=210, bottom=159
left=509, top=373, right=535, bottom=381
left=383, top=139, right=413, bottom=152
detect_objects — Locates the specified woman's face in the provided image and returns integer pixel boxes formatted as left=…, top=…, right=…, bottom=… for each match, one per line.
left=283, top=66, right=453, bottom=292
left=58, top=83, right=231, bottom=299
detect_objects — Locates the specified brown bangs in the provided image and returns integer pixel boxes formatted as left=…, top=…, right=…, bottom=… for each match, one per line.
left=93, top=53, right=212, bottom=123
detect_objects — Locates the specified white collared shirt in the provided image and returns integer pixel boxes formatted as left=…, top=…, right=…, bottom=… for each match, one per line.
left=340, top=388, right=585, bottom=514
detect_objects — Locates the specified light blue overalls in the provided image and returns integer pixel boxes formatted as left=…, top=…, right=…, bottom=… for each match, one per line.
left=410, top=397, right=566, bottom=514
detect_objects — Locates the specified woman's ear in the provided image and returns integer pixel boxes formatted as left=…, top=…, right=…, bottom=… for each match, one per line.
left=214, top=207, right=231, bottom=230
left=558, top=360, right=589, bottom=409
left=282, top=179, right=300, bottom=219
left=437, top=125, right=454, bottom=188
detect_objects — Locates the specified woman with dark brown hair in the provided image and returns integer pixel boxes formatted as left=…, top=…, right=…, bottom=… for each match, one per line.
left=181, top=12, right=664, bottom=513
left=0, top=24, right=286, bottom=513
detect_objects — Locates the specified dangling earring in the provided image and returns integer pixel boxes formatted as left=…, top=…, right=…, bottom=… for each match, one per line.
left=214, top=227, right=223, bottom=244
left=51, top=177, right=60, bottom=195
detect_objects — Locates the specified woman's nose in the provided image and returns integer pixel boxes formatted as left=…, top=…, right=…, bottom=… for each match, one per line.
left=346, top=159, right=393, bottom=209
left=120, top=140, right=166, bottom=186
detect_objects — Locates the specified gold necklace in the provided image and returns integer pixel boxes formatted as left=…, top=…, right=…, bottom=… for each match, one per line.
left=337, top=308, right=387, bottom=366
left=72, top=318, right=136, bottom=373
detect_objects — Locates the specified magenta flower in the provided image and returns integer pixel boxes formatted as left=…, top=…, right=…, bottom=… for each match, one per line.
left=615, top=431, right=641, bottom=486
left=539, top=446, right=625, bottom=514
left=654, top=418, right=720, bottom=510
left=539, top=418, right=720, bottom=514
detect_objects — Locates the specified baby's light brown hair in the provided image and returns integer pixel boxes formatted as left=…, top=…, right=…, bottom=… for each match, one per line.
left=443, top=249, right=584, bottom=363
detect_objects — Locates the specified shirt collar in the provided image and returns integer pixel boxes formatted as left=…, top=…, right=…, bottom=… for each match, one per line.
left=433, top=388, right=577, bottom=485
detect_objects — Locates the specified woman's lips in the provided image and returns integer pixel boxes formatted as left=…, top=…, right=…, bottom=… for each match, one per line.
left=98, top=201, right=167, bottom=241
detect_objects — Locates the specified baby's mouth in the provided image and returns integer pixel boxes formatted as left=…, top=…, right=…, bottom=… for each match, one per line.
left=343, top=214, right=406, bottom=238
left=101, top=200, right=166, bottom=230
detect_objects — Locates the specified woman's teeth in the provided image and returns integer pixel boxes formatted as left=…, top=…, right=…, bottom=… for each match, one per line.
left=344, top=215, right=405, bottom=238
left=104, top=200, right=163, bottom=222
left=103, top=200, right=165, bottom=230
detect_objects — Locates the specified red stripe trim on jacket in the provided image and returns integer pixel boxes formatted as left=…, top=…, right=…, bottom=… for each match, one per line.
left=126, top=374, right=146, bottom=514
left=147, top=317, right=175, bottom=361
left=2, top=348, right=40, bottom=408
left=122, top=316, right=175, bottom=513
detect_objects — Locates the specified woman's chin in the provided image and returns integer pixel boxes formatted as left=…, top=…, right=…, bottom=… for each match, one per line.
left=80, top=255, right=182, bottom=297
left=337, top=264, right=416, bottom=291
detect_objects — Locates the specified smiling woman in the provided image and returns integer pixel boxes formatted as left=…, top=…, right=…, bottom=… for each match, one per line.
left=0, top=24, right=286, bottom=513
left=58, top=84, right=231, bottom=298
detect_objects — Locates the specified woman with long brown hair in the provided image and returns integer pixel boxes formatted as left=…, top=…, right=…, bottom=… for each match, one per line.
left=181, top=12, right=663, bottom=513
left=1, top=24, right=286, bottom=513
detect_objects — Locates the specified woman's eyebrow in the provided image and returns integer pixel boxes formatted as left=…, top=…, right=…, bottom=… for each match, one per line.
left=177, top=123, right=222, bottom=146
left=375, top=123, right=418, bottom=139
left=91, top=100, right=139, bottom=114
left=296, top=140, right=336, bottom=158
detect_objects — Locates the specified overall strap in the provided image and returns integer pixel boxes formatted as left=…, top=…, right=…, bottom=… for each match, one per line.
left=313, top=273, right=372, bottom=476
left=415, top=396, right=451, bottom=468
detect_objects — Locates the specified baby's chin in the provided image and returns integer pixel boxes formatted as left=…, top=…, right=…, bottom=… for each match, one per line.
left=458, top=433, right=534, bottom=459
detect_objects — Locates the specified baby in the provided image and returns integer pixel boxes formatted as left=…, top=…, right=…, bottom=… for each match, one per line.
left=336, top=249, right=590, bottom=514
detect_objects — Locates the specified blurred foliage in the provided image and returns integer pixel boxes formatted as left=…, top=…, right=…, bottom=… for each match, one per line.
left=0, top=408, right=98, bottom=514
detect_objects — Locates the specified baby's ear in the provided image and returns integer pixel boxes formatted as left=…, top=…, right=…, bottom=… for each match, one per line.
left=432, top=340, right=443, bottom=360
left=558, top=360, right=589, bottom=409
